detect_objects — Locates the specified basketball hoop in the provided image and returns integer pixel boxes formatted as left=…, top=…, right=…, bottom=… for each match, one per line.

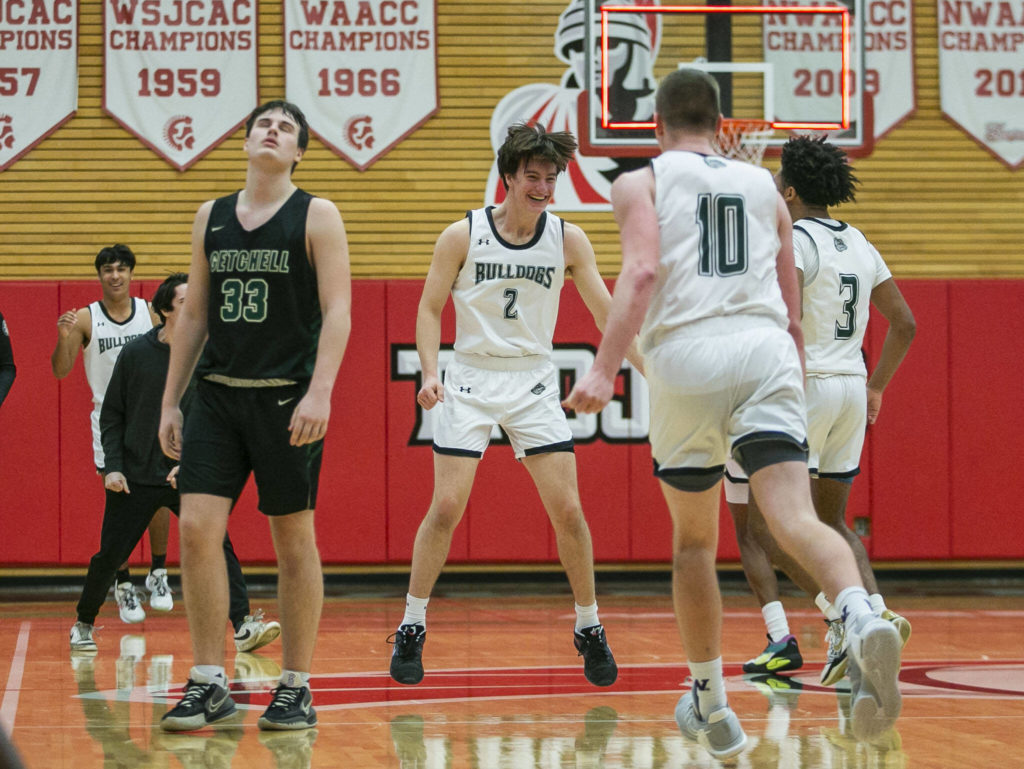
left=713, top=119, right=774, bottom=165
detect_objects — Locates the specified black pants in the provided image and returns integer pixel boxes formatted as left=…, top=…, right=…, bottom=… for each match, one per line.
left=76, top=484, right=250, bottom=628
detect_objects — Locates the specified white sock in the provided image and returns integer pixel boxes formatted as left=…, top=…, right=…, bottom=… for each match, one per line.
left=869, top=593, right=888, bottom=615
left=280, top=670, right=310, bottom=688
left=834, top=586, right=874, bottom=630
left=401, top=593, right=429, bottom=628
left=574, top=602, right=600, bottom=632
left=191, top=665, right=226, bottom=686
left=761, top=601, right=790, bottom=642
left=816, top=591, right=841, bottom=621
left=689, top=657, right=727, bottom=719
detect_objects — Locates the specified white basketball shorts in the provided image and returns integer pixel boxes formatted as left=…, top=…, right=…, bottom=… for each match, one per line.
left=646, top=317, right=807, bottom=478
left=432, top=355, right=573, bottom=460
left=806, top=373, right=866, bottom=479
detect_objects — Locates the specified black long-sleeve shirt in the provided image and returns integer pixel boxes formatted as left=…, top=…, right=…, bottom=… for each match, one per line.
left=0, top=310, right=15, bottom=408
left=100, top=326, right=190, bottom=485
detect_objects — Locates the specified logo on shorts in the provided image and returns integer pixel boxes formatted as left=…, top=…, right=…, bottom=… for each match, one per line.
left=531, top=382, right=546, bottom=395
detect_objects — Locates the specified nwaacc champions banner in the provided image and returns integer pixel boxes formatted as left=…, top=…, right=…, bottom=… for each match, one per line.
left=0, top=0, right=77, bottom=171
left=284, top=0, right=438, bottom=171
left=104, top=0, right=258, bottom=171
left=938, top=0, right=1024, bottom=168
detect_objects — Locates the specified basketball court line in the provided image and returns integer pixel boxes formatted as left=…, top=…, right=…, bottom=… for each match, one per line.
left=0, top=621, right=30, bottom=736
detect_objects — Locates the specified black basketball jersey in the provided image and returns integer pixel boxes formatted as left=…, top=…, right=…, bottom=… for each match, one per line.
left=196, top=188, right=321, bottom=383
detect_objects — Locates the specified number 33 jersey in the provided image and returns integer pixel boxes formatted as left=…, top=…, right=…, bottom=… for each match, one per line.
left=795, top=218, right=891, bottom=377
left=197, top=188, right=321, bottom=383
left=642, top=151, right=787, bottom=351
left=452, top=206, right=566, bottom=360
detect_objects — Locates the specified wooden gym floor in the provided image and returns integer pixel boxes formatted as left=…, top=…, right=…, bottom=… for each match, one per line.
left=1, top=574, right=1022, bottom=768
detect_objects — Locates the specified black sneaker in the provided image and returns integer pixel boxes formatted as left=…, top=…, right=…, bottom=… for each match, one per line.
left=742, top=634, right=803, bottom=674
left=574, top=625, right=618, bottom=686
left=160, top=678, right=237, bottom=732
left=388, top=624, right=426, bottom=685
left=257, top=684, right=317, bottom=730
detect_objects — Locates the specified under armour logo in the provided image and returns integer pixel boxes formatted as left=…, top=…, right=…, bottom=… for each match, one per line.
left=459, top=386, right=471, bottom=393
left=477, top=238, right=490, bottom=245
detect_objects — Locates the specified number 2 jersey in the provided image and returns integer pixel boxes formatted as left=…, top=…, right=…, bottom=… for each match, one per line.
left=795, top=218, right=891, bottom=377
left=196, top=188, right=321, bottom=383
left=452, top=206, right=565, bottom=359
left=641, top=151, right=788, bottom=352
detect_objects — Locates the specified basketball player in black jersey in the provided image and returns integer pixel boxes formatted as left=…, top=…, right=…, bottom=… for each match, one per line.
left=158, top=100, right=351, bottom=732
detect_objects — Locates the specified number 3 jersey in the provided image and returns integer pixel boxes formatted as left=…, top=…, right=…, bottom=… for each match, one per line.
left=641, top=151, right=788, bottom=352
left=452, top=206, right=565, bottom=359
left=196, top=188, right=321, bottom=383
left=795, top=218, right=891, bottom=377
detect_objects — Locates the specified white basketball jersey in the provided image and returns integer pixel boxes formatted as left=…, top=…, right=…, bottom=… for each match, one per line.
left=795, top=218, right=891, bottom=376
left=641, top=151, right=788, bottom=351
left=82, top=297, right=153, bottom=466
left=452, top=207, right=565, bottom=359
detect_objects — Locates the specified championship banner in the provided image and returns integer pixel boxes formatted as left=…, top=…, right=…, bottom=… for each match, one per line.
left=763, top=0, right=915, bottom=141
left=284, top=0, right=438, bottom=171
left=0, top=0, right=77, bottom=171
left=938, top=0, right=1024, bottom=168
left=104, top=0, right=258, bottom=171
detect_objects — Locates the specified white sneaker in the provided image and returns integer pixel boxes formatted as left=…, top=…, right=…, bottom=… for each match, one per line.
left=70, top=621, right=98, bottom=652
left=115, top=582, right=146, bottom=624
left=846, top=615, right=902, bottom=741
left=675, top=689, right=748, bottom=760
left=146, top=569, right=174, bottom=612
left=234, top=609, right=281, bottom=652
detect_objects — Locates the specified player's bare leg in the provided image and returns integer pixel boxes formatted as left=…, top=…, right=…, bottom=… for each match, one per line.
left=407, top=453, right=479, bottom=599
left=178, top=494, right=232, bottom=665
left=268, top=509, right=322, bottom=673
left=522, top=451, right=595, bottom=606
left=811, top=478, right=878, bottom=593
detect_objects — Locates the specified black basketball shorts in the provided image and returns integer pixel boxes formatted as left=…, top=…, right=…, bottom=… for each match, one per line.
left=178, top=379, right=324, bottom=516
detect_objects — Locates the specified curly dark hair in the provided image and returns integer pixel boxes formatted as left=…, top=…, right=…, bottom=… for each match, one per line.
left=778, top=136, right=859, bottom=208
left=496, top=122, right=577, bottom=190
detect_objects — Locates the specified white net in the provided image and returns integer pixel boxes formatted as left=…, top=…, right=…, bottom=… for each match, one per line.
left=713, top=119, right=774, bottom=165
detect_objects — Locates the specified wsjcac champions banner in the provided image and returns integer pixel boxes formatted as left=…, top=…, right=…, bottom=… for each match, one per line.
left=104, top=0, right=258, bottom=171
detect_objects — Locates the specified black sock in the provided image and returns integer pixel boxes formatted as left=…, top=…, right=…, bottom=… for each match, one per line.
left=116, top=568, right=130, bottom=585
left=151, top=554, right=166, bottom=573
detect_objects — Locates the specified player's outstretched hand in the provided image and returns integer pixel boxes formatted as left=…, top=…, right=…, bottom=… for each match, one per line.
left=289, top=390, right=330, bottom=446
left=417, top=374, right=444, bottom=410
left=159, top=406, right=184, bottom=459
left=562, top=369, right=614, bottom=414
left=104, top=471, right=130, bottom=494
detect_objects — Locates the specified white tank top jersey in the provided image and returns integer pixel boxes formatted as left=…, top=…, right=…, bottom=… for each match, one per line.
left=452, top=206, right=565, bottom=359
left=641, top=151, right=789, bottom=352
left=82, top=297, right=153, bottom=464
left=794, top=218, right=892, bottom=377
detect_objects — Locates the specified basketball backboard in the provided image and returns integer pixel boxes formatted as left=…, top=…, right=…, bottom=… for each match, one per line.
left=578, top=1, right=872, bottom=160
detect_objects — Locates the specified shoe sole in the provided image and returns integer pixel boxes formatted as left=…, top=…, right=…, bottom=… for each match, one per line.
left=160, top=704, right=239, bottom=732
left=257, top=715, right=318, bottom=731
left=390, top=665, right=424, bottom=685
left=849, top=624, right=902, bottom=741
left=119, top=613, right=146, bottom=624
left=150, top=602, right=173, bottom=612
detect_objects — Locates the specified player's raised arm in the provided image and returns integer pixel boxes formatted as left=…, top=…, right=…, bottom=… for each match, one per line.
left=51, top=306, right=89, bottom=378
left=289, top=196, right=352, bottom=446
left=159, top=200, right=212, bottom=459
left=415, top=218, right=468, bottom=410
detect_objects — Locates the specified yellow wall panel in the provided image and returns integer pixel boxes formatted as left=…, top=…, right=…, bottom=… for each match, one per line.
left=0, top=0, right=1022, bottom=280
